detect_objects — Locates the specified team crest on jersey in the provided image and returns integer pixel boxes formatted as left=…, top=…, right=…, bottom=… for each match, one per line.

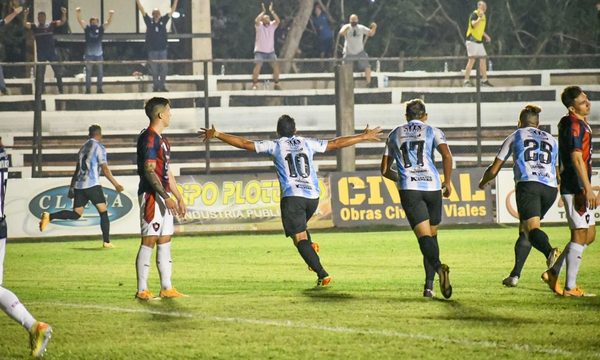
left=152, top=222, right=160, bottom=231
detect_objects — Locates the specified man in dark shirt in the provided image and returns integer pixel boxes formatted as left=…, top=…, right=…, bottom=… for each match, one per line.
left=135, top=0, right=179, bottom=92
left=24, top=7, right=67, bottom=94
left=0, top=6, right=23, bottom=95
left=75, top=7, right=115, bottom=94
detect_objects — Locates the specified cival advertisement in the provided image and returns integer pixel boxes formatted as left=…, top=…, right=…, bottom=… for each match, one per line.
left=329, top=168, right=494, bottom=227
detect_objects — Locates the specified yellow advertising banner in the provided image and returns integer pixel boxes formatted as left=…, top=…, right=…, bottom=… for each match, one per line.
left=330, top=169, right=494, bottom=227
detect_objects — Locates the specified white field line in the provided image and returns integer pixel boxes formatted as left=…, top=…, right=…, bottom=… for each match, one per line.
left=37, top=301, right=600, bottom=358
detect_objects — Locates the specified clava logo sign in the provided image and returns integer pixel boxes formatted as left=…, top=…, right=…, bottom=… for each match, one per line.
left=29, top=186, right=133, bottom=227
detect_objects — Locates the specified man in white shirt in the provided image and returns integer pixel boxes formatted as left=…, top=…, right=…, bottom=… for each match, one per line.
left=339, top=14, right=377, bottom=87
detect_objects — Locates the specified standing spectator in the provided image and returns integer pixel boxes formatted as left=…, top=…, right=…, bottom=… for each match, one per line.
left=380, top=99, right=453, bottom=299
left=75, top=7, right=114, bottom=94
left=135, top=0, right=179, bottom=92
left=0, top=6, right=22, bottom=95
left=463, top=1, right=492, bottom=87
left=23, top=7, right=67, bottom=94
left=310, top=4, right=333, bottom=60
left=252, top=2, right=281, bottom=90
left=339, top=14, right=377, bottom=87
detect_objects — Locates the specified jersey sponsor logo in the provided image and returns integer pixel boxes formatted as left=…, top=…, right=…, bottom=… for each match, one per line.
left=28, top=186, right=133, bottom=227
left=410, top=176, right=433, bottom=182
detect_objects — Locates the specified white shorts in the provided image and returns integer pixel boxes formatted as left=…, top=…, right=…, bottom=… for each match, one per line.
left=466, top=41, right=487, bottom=57
left=562, top=193, right=595, bottom=229
left=139, top=192, right=174, bottom=237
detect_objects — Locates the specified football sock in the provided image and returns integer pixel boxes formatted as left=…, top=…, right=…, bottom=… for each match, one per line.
left=565, top=242, right=585, bottom=290
left=528, top=228, right=552, bottom=258
left=0, top=237, right=5, bottom=285
left=417, top=236, right=441, bottom=271
left=296, top=239, right=328, bottom=279
left=157, top=242, right=173, bottom=290
left=50, top=210, right=81, bottom=221
left=0, top=286, right=36, bottom=331
left=306, top=231, right=312, bottom=244
left=423, top=257, right=435, bottom=290
left=136, top=245, right=153, bottom=292
left=509, top=232, right=531, bottom=278
left=99, top=211, right=110, bottom=243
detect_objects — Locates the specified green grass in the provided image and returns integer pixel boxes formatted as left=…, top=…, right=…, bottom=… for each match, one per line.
left=1, top=227, right=599, bottom=359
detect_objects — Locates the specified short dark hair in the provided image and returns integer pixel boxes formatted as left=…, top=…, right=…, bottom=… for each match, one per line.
left=561, top=86, right=583, bottom=108
left=277, top=115, right=296, bottom=137
left=144, top=97, right=171, bottom=121
left=88, top=124, right=102, bottom=137
left=38, top=11, right=46, bottom=16
left=405, top=98, right=426, bottom=120
left=519, top=104, right=541, bottom=127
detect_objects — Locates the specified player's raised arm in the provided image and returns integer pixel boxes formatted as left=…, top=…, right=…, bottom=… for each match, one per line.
left=199, top=125, right=256, bottom=152
left=478, top=158, right=505, bottom=190
left=325, top=125, right=381, bottom=151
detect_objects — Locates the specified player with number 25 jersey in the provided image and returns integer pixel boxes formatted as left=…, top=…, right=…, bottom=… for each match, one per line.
left=200, top=115, right=382, bottom=287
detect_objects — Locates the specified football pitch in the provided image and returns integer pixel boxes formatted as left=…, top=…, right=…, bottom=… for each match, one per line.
left=1, top=227, right=599, bottom=359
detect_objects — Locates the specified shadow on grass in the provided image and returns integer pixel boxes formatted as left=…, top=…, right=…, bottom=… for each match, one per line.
left=71, top=247, right=105, bottom=251
left=301, top=288, right=356, bottom=301
left=432, top=300, right=536, bottom=325
left=135, top=296, right=193, bottom=322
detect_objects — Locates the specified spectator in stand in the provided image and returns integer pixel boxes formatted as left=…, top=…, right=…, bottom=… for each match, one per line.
left=339, top=14, right=377, bottom=87
left=75, top=7, right=115, bottom=94
left=0, top=6, right=23, bottom=95
left=23, top=6, right=67, bottom=94
left=252, top=2, right=281, bottom=90
left=310, top=4, right=333, bottom=60
left=135, top=0, right=179, bottom=92
left=463, top=1, right=492, bottom=87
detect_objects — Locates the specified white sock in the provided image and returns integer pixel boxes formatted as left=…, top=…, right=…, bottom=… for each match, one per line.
left=157, top=242, right=173, bottom=290
left=0, top=237, right=5, bottom=285
left=136, top=245, right=153, bottom=292
left=565, top=242, right=585, bottom=290
left=0, top=286, right=36, bottom=331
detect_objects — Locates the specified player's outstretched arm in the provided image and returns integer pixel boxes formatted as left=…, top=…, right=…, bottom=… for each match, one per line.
left=438, top=143, right=453, bottom=198
left=199, top=125, right=256, bottom=152
left=101, top=163, right=124, bottom=192
left=380, top=155, right=398, bottom=182
left=325, top=125, right=382, bottom=151
left=478, top=158, right=504, bottom=190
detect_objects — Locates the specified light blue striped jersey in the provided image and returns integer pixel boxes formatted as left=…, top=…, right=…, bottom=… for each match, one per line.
left=496, top=127, right=558, bottom=187
left=0, top=147, right=8, bottom=218
left=384, top=120, right=447, bottom=191
left=74, top=138, right=107, bottom=189
left=255, top=136, right=328, bottom=199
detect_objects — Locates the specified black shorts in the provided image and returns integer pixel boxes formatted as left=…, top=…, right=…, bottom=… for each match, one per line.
left=399, top=190, right=442, bottom=229
left=74, top=185, right=106, bottom=208
left=515, top=181, right=558, bottom=221
left=280, top=196, right=319, bottom=237
left=0, top=217, right=6, bottom=239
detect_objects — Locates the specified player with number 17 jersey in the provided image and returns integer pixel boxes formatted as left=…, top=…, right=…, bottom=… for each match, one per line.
left=254, top=137, right=326, bottom=199
left=384, top=120, right=447, bottom=191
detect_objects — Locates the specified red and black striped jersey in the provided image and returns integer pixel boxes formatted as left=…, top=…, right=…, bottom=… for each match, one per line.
left=136, top=127, right=171, bottom=195
left=558, top=113, right=592, bottom=195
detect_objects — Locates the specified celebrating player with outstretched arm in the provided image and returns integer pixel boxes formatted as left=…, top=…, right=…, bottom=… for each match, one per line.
left=380, top=99, right=453, bottom=299
left=135, top=97, right=187, bottom=300
left=478, top=104, right=561, bottom=288
left=200, top=115, right=382, bottom=287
